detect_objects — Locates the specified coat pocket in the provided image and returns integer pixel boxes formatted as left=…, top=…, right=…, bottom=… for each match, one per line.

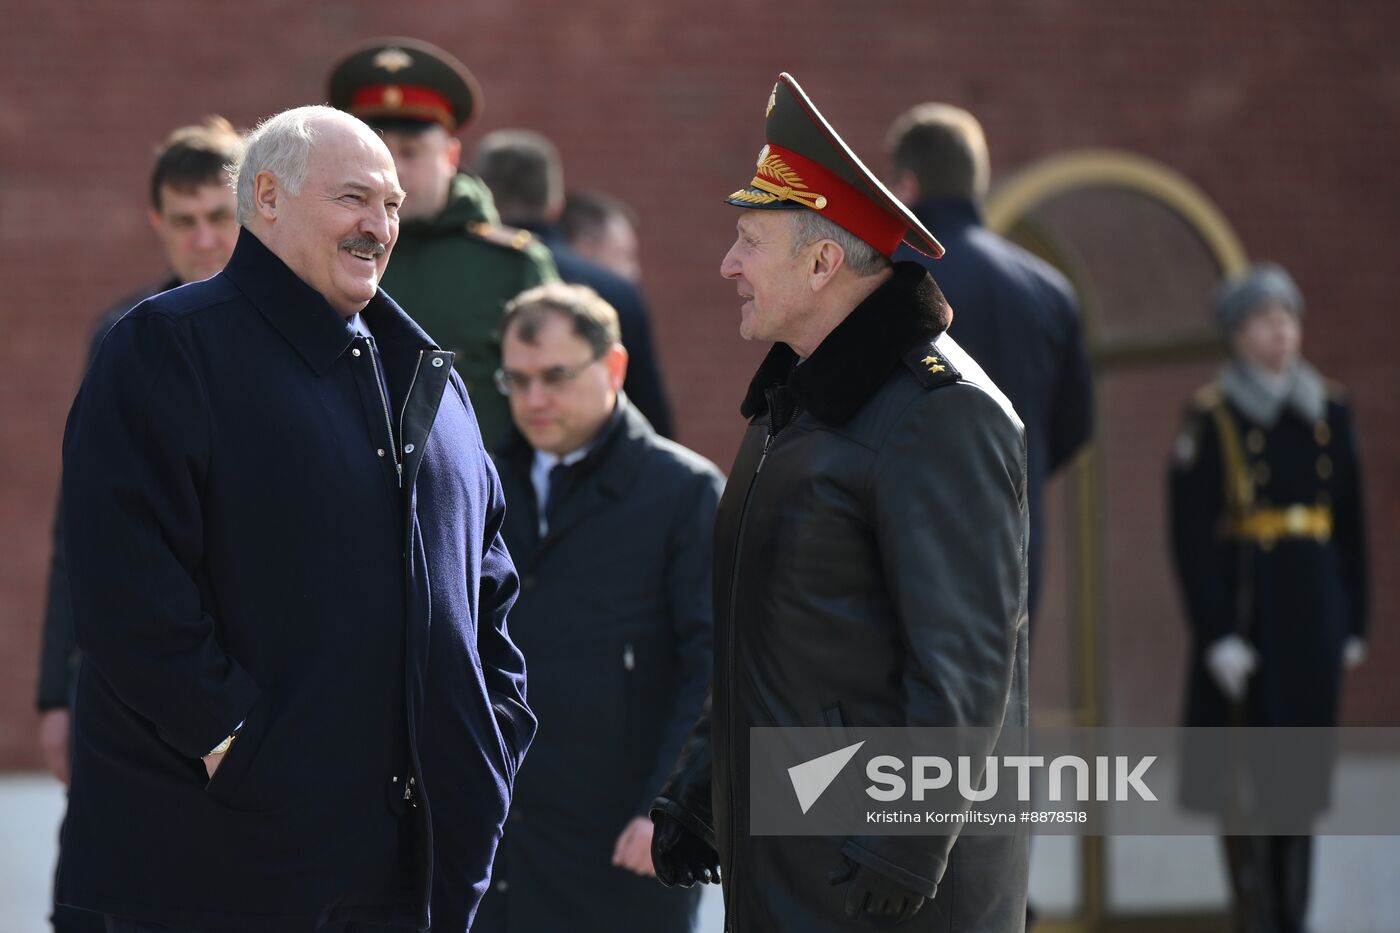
left=203, top=697, right=266, bottom=808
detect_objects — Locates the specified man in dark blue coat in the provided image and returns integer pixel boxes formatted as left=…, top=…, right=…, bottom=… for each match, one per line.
left=59, top=105, right=533, bottom=933
left=475, top=283, right=720, bottom=933
left=887, top=103, right=1094, bottom=616
left=472, top=130, right=676, bottom=438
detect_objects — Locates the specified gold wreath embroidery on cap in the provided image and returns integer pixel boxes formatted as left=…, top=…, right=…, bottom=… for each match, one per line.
left=373, top=48, right=414, bottom=73
left=922, top=355, right=946, bottom=374
left=766, top=84, right=777, bottom=117
left=749, top=149, right=829, bottom=210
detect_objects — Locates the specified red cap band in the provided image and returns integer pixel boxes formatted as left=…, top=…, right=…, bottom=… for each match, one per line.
left=349, top=84, right=455, bottom=129
left=759, top=144, right=907, bottom=257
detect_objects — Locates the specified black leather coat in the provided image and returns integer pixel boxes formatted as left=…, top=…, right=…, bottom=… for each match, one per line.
left=656, top=263, right=1030, bottom=932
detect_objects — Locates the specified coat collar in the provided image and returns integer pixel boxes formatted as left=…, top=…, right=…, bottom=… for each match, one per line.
left=739, top=261, right=951, bottom=427
left=221, top=228, right=437, bottom=377
left=497, top=395, right=655, bottom=558
left=1219, top=358, right=1328, bottom=427
left=910, top=197, right=983, bottom=233
left=499, top=393, right=652, bottom=497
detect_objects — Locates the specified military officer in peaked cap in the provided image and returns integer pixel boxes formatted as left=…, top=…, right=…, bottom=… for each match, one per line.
left=1170, top=262, right=1369, bottom=933
left=329, top=37, right=557, bottom=448
left=651, top=73, right=1029, bottom=931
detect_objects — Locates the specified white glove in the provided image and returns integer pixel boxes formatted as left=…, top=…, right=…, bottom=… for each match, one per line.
left=1206, top=635, right=1257, bottom=702
left=1343, top=637, right=1368, bottom=671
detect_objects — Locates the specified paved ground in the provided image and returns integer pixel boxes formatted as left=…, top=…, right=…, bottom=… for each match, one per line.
left=4, top=772, right=1398, bottom=932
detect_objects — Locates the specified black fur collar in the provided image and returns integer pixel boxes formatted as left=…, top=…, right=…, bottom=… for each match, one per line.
left=739, top=261, right=951, bottom=426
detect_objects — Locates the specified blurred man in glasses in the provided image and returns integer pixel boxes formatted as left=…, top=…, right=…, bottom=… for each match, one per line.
left=479, top=283, right=722, bottom=933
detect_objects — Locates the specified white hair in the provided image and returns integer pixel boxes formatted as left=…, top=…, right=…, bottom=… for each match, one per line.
left=790, top=210, right=891, bottom=277
left=231, top=105, right=349, bottom=225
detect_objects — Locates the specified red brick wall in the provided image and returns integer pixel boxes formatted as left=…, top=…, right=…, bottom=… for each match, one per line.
left=2, top=2, right=1397, bottom=768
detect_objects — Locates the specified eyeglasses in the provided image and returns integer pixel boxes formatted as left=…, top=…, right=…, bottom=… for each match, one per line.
left=494, top=353, right=603, bottom=396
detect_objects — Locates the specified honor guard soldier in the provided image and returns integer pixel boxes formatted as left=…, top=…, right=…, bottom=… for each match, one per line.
left=329, top=37, right=557, bottom=448
left=1170, top=263, right=1370, bottom=933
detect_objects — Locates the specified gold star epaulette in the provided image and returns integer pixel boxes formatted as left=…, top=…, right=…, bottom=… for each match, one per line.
left=466, top=222, right=536, bottom=252
left=903, top=345, right=961, bottom=390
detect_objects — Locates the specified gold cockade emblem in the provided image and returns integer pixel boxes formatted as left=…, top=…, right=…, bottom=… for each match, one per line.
left=729, top=146, right=829, bottom=210
left=372, top=48, right=414, bottom=73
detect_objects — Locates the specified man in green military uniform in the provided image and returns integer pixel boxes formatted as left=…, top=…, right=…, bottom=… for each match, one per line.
left=329, top=37, right=557, bottom=447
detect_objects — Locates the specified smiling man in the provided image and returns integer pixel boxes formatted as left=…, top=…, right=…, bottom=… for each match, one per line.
left=651, top=75, right=1029, bottom=932
left=58, top=106, right=533, bottom=933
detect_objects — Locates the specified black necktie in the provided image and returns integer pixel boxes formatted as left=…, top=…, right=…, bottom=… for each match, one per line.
left=544, top=462, right=574, bottom=532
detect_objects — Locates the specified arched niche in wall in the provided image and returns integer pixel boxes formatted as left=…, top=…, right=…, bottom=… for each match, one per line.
left=985, top=149, right=1249, bottom=931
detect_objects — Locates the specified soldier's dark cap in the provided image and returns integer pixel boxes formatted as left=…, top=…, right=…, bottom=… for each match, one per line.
left=328, top=37, right=481, bottom=133
left=1212, top=262, right=1305, bottom=335
left=727, top=73, right=944, bottom=259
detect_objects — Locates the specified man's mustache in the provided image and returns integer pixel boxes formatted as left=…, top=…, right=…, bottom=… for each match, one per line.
left=340, top=236, right=386, bottom=256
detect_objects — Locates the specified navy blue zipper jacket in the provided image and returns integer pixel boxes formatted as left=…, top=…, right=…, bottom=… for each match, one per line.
left=58, top=229, right=534, bottom=932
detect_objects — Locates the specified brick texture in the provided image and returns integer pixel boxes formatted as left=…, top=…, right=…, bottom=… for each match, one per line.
left=2, top=1, right=1397, bottom=768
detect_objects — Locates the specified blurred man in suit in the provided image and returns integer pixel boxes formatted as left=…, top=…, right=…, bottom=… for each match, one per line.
left=477, top=282, right=720, bottom=932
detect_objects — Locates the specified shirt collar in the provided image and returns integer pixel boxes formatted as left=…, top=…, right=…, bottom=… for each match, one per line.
left=347, top=312, right=373, bottom=339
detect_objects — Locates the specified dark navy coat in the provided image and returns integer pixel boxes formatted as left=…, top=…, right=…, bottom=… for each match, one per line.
left=476, top=399, right=718, bottom=932
left=59, top=230, right=535, bottom=932
left=1169, top=381, right=1368, bottom=814
left=1169, top=383, right=1368, bottom=728
left=39, top=276, right=178, bottom=715
left=899, top=199, right=1093, bottom=615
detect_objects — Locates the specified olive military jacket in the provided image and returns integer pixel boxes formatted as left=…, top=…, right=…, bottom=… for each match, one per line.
left=381, top=172, right=557, bottom=448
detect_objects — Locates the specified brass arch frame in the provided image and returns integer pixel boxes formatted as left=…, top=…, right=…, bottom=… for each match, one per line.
left=985, top=148, right=1249, bottom=278
left=983, top=150, right=1247, bottom=933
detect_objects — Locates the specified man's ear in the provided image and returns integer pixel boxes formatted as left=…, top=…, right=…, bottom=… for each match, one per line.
left=808, top=239, right=845, bottom=293
left=253, top=171, right=280, bottom=221
left=445, top=136, right=463, bottom=172
left=147, top=208, right=165, bottom=237
left=604, top=343, right=629, bottom=392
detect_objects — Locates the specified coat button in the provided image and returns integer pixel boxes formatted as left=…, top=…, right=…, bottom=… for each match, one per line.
left=377, top=448, right=385, bottom=458
left=404, top=443, right=415, bottom=454
left=495, top=880, right=509, bottom=893
left=352, top=348, right=362, bottom=357
left=432, top=357, right=445, bottom=368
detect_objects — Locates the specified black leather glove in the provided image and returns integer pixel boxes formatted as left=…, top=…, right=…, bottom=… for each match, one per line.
left=650, top=810, right=721, bottom=889
left=828, top=856, right=925, bottom=926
